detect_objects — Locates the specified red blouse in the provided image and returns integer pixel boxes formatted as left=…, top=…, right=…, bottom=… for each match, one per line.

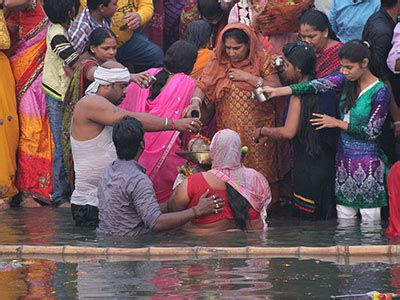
left=187, top=172, right=259, bottom=225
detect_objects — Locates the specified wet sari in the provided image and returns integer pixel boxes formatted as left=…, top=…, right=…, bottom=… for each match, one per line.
left=386, top=161, right=400, bottom=238
left=7, top=1, right=53, bottom=202
left=119, top=68, right=196, bottom=203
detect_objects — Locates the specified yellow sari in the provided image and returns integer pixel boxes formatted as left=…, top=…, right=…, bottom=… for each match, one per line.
left=0, top=11, right=19, bottom=199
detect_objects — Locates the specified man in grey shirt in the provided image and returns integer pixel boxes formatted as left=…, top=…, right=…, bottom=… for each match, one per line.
left=97, top=116, right=224, bottom=237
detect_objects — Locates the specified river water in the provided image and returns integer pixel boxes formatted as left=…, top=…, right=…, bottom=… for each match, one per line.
left=0, top=208, right=398, bottom=298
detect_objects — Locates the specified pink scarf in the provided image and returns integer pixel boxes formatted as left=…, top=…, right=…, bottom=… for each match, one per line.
left=209, top=129, right=271, bottom=228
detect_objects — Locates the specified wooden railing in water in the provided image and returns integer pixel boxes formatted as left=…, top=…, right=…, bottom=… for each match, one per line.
left=0, top=245, right=399, bottom=260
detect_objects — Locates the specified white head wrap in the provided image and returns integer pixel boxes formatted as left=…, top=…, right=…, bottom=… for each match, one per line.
left=85, top=66, right=130, bottom=95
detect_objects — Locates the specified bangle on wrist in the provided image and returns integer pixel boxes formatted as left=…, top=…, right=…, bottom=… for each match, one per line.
left=192, top=207, right=199, bottom=218
left=164, top=117, right=168, bottom=130
left=393, top=121, right=400, bottom=126
left=191, top=96, right=202, bottom=106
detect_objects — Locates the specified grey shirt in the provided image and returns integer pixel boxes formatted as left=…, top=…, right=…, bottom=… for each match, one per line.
left=97, top=159, right=162, bottom=237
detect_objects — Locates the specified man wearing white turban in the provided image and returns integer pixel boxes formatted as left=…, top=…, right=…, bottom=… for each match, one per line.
left=70, top=61, right=202, bottom=227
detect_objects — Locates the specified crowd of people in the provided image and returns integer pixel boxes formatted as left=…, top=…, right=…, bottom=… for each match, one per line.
left=1, top=0, right=400, bottom=238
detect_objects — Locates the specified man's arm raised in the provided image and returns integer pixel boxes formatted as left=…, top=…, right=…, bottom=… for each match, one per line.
left=83, top=96, right=202, bottom=132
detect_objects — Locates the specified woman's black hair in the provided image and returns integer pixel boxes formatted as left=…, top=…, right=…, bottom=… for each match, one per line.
left=222, top=28, right=249, bottom=45
left=184, top=20, right=212, bottom=50
left=148, top=40, right=198, bottom=100
left=338, top=40, right=372, bottom=113
left=299, top=9, right=338, bottom=41
left=197, top=0, right=224, bottom=21
left=87, top=27, right=117, bottom=55
left=225, top=183, right=250, bottom=231
left=43, top=0, right=76, bottom=24
left=283, top=41, right=321, bottom=158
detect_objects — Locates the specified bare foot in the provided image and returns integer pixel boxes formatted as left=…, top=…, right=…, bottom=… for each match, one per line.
left=58, top=202, right=71, bottom=208
left=0, top=198, right=11, bottom=210
left=20, top=195, right=42, bottom=208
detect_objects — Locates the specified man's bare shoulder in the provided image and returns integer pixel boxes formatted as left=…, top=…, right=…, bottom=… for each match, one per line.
left=75, top=94, right=109, bottom=109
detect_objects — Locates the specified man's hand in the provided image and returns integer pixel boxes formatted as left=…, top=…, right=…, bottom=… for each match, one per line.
left=174, top=118, right=202, bottom=133
left=123, top=12, right=142, bottom=31
left=130, top=72, right=154, bottom=87
left=194, top=190, right=224, bottom=217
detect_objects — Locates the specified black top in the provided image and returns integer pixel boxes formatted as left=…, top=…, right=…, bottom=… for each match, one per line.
left=362, top=8, right=400, bottom=103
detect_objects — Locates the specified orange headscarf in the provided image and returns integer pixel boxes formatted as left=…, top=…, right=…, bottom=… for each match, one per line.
left=197, top=23, right=266, bottom=102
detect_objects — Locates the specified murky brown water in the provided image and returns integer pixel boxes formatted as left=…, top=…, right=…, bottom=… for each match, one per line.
left=0, top=208, right=396, bottom=298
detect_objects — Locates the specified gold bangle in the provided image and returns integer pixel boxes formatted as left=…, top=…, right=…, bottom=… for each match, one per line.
left=164, top=117, right=168, bottom=130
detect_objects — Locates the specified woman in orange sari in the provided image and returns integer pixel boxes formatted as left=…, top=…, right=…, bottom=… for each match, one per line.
left=0, top=2, right=19, bottom=209
left=185, top=23, right=281, bottom=203
left=5, top=0, right=53, bottom=206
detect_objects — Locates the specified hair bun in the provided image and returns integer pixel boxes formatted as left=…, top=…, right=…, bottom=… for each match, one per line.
left=363, top=40, right=370, bottom=48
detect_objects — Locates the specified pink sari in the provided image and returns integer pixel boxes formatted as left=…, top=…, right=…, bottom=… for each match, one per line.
left=119, top=68, right=196, bottom=202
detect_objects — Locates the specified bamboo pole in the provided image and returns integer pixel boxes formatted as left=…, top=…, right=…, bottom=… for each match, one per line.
left=0, top=245, right=400, bottom=261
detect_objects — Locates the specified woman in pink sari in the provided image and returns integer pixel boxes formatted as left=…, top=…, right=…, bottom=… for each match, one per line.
left=119, top=40, right=198, bottom=203
left=5, top=0, right=53, bottom=206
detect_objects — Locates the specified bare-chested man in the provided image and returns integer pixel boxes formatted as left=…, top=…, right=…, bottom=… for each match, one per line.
left=70, top=61, right=201, bottom=227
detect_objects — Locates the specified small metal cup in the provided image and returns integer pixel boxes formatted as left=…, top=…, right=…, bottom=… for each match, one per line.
left=191, top=110, right=200, bottom=118
left=253, top=87, right=268, bottom=103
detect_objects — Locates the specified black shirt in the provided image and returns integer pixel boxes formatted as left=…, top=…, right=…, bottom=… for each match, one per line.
left=362, top=8, right=400, bottom=101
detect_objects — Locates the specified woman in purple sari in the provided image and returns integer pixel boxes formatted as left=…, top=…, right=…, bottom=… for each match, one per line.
left=119, top=40, right=198, bottom=203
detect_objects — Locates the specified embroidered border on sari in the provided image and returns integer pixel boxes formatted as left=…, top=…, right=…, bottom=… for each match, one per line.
left=25, top=16, right=48, bottom=40
left=149, top=131, right=181, bottom=178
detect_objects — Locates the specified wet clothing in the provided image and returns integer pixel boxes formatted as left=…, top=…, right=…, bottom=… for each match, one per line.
left=186, top=173, right=260, bottom=225
left=386, top=162, right=400, bottom=237
left=291, top=91, right=339, bottom=219
left=70, top=126, right=116, bottom=208
left=71, top=203, right=99, bottom=228
left=98, top=159, right=162, bottom=237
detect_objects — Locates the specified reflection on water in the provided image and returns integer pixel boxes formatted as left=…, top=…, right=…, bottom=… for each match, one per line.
left=0, top=208, right=396, bottom=297
left=0, top=257, right=398, bottom=298
left=0, top=208, right=390, bottom=247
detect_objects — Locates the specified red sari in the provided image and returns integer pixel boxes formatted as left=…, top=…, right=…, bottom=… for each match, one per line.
left=7, top=1, right=53, bottom=202
left=386, top=161, right=400, bottom=238
left=316, top=42, right=343, bottom=78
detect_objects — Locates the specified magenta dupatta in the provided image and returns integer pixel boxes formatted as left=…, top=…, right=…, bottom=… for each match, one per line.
left=119, top=68, right=196, bottom=202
